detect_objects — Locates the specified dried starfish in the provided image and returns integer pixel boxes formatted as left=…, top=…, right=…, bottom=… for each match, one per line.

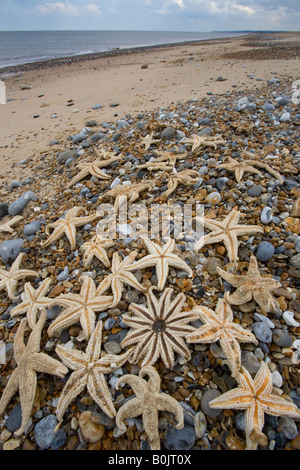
left=186, top=298, right=257, bottom=377
left=116, top=366, right=184, bottom=450
left=0, top=216, right=23, bottom=234
left=194, top=210, right=264, bottom=264
left=55, top=320, right=132, bottom=422
left=47, top=275, right=113, bottom=339
left=80, top=234, right=114, bottom=268
left=42, top=206, right=100, bottom=250
left=139, top=132, right=161, bottom=151
left=67, top=156, right=121, bottom=187
left=0, top=310, right=68, bottom=436
left=126, top=237, right=193, bottom=291
left=100, top=182, right=153, bottom=214
left=217, top=255, right=282, bottom=313
left=181, top=134, right=225, bottom=154
left=241, top=151, right=284, bottom=184
left=10, top=277, right=53, bottom=329
left=217, top=156, right=264, bottom=182
left=96, top=251, right=146, bottom=306
left=209, top=362, right=300, bottom=450
left=94, top=148, right=119, bottom=160
left=155, top=150, right=188, bottom=166
left=137, top=160, right=175, bottom=173
left=163, top=169, right=201, bottom=198
left=121, top=286, right=198, bottom=368
left=0, top=253, right=38, bottom=300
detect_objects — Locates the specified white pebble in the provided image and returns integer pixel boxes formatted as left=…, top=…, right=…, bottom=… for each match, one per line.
left=282, top=310, right=300, bottom=327
left=271, top=370, right=283, bottom=388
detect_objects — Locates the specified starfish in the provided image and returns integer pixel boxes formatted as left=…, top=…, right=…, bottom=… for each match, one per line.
left=186, top=299, right=257, bottom=377
left=181, top=134, right=225, bottom=154
left=115, top=366, right=184, bottom=450
left=80, top=234, right=114, bottom=268
left=10, top=277, right=53, bottom=329
left=94, top=148, right=120, bottom=161
left=163, top=169, right=200, bottom=198
left=96, top=251, right=146, bottom=307
left=209, top=361, right=300, bottom=450
left=67, top=156, right=121, bottom=187
left=0, top=216, right=23, bottom=234
left=217, top=156, right=264, bottom=183
left=99, top=182, right=153, bottom=214
left=139, top=132, right=161, bottom=151
left=42, top=206, right=100, bottom=250
left=55, top=320, right=133, bottom=422
left=47, top=274, right=113, bottom=340
left=126, top=238, right=193, bottom=291
left=121, top=286, right=198, bottom=368
left=155, top=150, right=188, bottom=166
left=0, top=253, right=38, bottom=300
left=216, top=255, right=282, bottom=314
left=241, top=151, right=284, bottom=184
left=194, top=210, right=264, bottom=263
left=0, top=310, right=68, bottom=436
left=137, top=160, right=175, bottom=173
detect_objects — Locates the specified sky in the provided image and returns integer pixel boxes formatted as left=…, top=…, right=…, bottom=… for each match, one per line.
left=0, top=0, right=299, bottom=32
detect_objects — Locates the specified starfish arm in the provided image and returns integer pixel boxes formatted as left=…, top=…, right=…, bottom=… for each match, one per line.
left=230, top=324, right=258, bottom=345
left=190, top=305, right=220, bottom=325
left=186, top=324, right=221, bottom=344
left=119, top=272, right=146, bottom=293
left=14, top=368, right=37, bottom=436
left=157, top=333, right=175, bottom=369
left=219, top=335, right=242, bottom=377
left=94, top=348, right=133, bottom=374
left=4, top=279, right=20, bottom=300
left=123, top=331, right=153, bottom=364
left=140, top=334, right=161, bottom=367
left=163, top=330, right=191, bottom=363
left=116, top=374, right=148, bottom=399
left=155, top=260, right=170, bottom=291
left=42, top=224, right=65, bottom=247
left=222, top=233, right=240, bottom=263
left=56, top=369, right=88, bottom=422
left=225, top=287, right=254, bottom=305
left=73, top=213, right=100, bottom=227
left=208, top=387, right=254, bottom=410
left=64, top=224, right=77, bottom=250
left=245, top=402, right=265, bottom=450
left=166, top=255, right=193, bottom=278
left=234, top=225, right=264, bottom=237
left=0, top=368, right=20, bottom=417
left=164, top=180, right=178, bottom=198
left=156, top=394, right=184, bottom=429
left=86, top=320, right=102, bottom=362
left=125, top=254, right=159, bottom=273
left=234, top=168, right=245, bottom=182
left=139, top=366, right=162, bottom=394
left=252, top=287, right=281, bottom=313
left=12, top=318, right=27, bottom=361
left=253, top=362, right=273, bottom=396
left=194, top=232, right=224, bottom=251
left=116, top=397, right=143, bottom=432
left=47, top=305, right=82, bottom=337
left=26, top=310, right=47, bottom=353
left=260, top=394, right=300, bottom=419
left=79, top=306, right=96, bottom=340
left=68, top=168, right=89, bottom=187
left=90, top=166, right=111, bottom=180
left=55, top=344, right=88, bottom=370
left=129, top=301, right=157, bottom=322
left=121, top=314, right=152, bottom=329
left=88, top=370, right=116, bottom=418
left=216, top=267, right=246, bottom=287
left=142, top=408, right=161, bottom=450
left=31, top=352, right=68, bottom=377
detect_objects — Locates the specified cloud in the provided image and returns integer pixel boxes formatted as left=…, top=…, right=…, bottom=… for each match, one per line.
left=37, top=1, right=101, bottom=16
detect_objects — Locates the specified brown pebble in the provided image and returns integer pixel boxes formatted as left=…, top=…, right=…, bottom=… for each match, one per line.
left=225, top=434, right=246, bottom=450
left=67, top=434, right=80, bottom=450
left=78, top=411, right=105, bottom=443
left=291, top=434, right=300, bottom=450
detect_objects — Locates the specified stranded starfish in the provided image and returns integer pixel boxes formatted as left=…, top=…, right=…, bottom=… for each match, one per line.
left=0, top=310, right=68, bottom=436
left=10, top=277, right=53, bottom=329
left=116, top=366, right=184, bottom=450
left=194, top=210, right=264, bottom=263
left=0, top=253, right=38, bottom=300
left=209, top=361, right=300, bottom=450
left=162, top=169, right=200, bottom=198
left=121, top=286, right=198, bottom=368
left=181, top=134, right=225, bottom=154
left=217, top=156, right=264, bottom=183
left=80, top=234, right=114, bottom=268
left=47, top=275, right=113, bottom=339
left=100, top=182, right=153, bottom=214
left=97, top=251, right=146, bottom=307
left=67, top=156, right=121, bottom=187
left=217, top=255, right=282, bottom=313
left=139, top=132, right=161, bottom=151
left=126, top=238, right=193, bottom=291
left=0, top=216, right=23, bottom=234
left=42, top=206, right=100, bottom=250
left=55, top=320, right=133, bottom=422
left=241, top=151, right=284, bottom=184
left=186, top=299, right=257, bottom=377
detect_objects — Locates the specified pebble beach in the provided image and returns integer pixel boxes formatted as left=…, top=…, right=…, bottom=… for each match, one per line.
left=0, top=32, right=300, bottom=452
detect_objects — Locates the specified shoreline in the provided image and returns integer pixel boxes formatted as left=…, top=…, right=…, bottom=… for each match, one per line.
left=0, top=33, right=249, bottom=76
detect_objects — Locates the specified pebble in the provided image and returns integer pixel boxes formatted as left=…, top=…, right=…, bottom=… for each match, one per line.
left=251, top=321, right=273, bottom=343
left=271, top=370, right=283, bottom=388
left=5, top=404, right=22, bottom=433
left=57, top=266, right=69, bottom=282
left=23, top=220, right=41, bottom=235
left=194, top=411, right=207, bottom=438
left=280, top=112, right=291, bottom=122
left=103, top=340, right=121, bottom=355
left=272, top=328, right=293, bottom=347
left=161, top=126, right=176, bottom=140
left=8, top=190, right=36, bottom=216
left=78, top=411, right=105, bottom=443
left=201, top=389, right=222, bottom=418
left=256, top=241, right=275, bottom=262
left=0, top=239, right=24, bottom=263
left=282, top=310, right=300, bottom=327
left=164, top=424, right=196, bottom=450
left=247, top=185, right=263, bottom=197
left=278, top=416, right=299, bottom=440
left=260, top=206, right=273, bottom=224
left=34, top=414, right=58, bottom=449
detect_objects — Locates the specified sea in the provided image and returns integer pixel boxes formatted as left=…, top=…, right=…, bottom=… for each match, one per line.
left=0, top=30, right=245, bottom=70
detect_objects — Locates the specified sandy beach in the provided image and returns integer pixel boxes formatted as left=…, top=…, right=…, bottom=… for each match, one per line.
left=0, top=31, right=299, bottom=452
left=1, top=32, right=300, bottom=175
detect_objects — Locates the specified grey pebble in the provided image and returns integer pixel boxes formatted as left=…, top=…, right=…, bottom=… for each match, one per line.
left=6, top=403, right=22, bottom=433
left=201, top=389, right=222, bottom=418
left=164, top=424, right=196, bottom=450
left=247, top=185, right=263, bottom=197
left=278, top=416, right=299, bottom=440
left=34, top=414, right=58, bottom=449
left=161, top=126, right=176, bottom=140
left=104, top=341, right=121, bottom=355
left=57, top=149, right=76, bottom=164
left=0, top=239, right=24, bottom=263
left=256, top=241, right=275, bottom=262
left=260, top=206, right=273, bottom=224
left=8, top=190, right=36, bottom=216
left=24, top=220, right=41, bottom=236
left=251, top=321, right=273, bottom=343
left=57, top=266, right=69, bottom=282
left=272, top=328, right=293, bottom=347
left=11, top=180, right=22, bottom=189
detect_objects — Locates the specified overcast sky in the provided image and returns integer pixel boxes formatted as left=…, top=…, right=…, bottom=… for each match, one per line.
left=1, top=0, right=299, bottom=32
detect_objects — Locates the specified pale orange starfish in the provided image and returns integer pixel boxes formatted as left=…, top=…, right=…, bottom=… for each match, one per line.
left=209, top=361, right=300, bottom=450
